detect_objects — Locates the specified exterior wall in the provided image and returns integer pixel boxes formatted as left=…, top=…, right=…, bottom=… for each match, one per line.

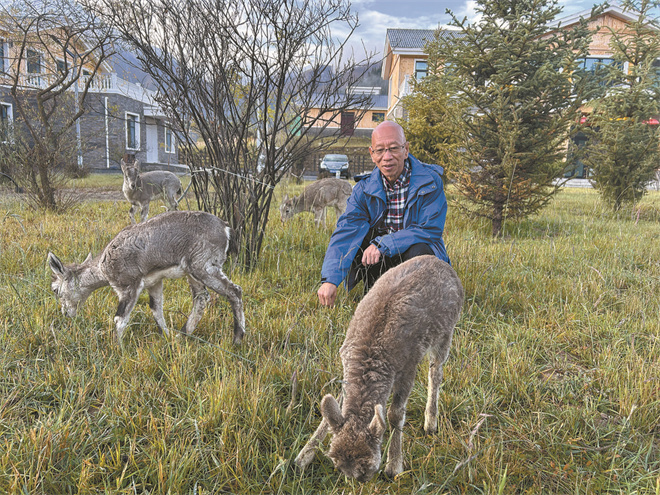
left=583, top=15, right=633, bottom=57
left=0, top=29, right=181, bottom=172
left=385, top=54, right=421, bottom=118
left=81, top=93, right=146, bottom=169
left=307, top=107, right=386, bottom=133
left=0, top=85, right=181, bottom=172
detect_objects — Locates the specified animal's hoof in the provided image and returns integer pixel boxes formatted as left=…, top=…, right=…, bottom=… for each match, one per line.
left=294, top=450, right=315, bottom=470
left=383, top=464, right=403, bottom=481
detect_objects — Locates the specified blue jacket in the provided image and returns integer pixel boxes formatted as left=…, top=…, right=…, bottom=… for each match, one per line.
left=321, top=154, right=449, bottom=291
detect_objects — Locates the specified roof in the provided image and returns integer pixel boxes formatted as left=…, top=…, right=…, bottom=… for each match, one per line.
left=369, top=94, right=389, bottom=110
left=106, top=49, right=158, bottom=90
left=547, top=3, right=640, bottom=31
left=382, top=28, right=461, bottom=79
left=309, top=92, right=388, bottom=111
left=385, top=28, right=436, bottom=50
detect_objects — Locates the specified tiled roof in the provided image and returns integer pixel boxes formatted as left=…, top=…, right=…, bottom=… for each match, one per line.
left=386, top=29, right=436, bottom=49
left=369, top=94, right=389, bottom=110
left=386, top=28, right=460, bottom=50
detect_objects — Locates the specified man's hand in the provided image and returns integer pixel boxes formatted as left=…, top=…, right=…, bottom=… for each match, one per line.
left=318, top=282, right=338, bottom=307
left=361, top=243, right=382, bottom=266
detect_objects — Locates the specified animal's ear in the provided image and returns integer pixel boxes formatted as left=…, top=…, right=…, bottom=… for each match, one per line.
left=120, top=159, right=126, bottom=170
left=368, top=404, right=386, bottom=438
left=320, top=394, right=345, bottom=430
left=47, top=252, right=65, bottom=276
left=83, top=252, right=93, bottom=264
left=134, top=160, right=140, bottom=169
left=282, top=194, right=289, bottom=202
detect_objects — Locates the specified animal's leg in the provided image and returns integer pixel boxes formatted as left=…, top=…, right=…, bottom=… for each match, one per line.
left=294, top=418, right=330, bottom=469
left=385, top=374, right=415, bottom=479
left=166, top=190, right=178, bottom=211
left=147, top=280, right=169, bottom=336
left=140, top=202, right=150, bottom=222
left=128, top=204, right=138, bottom=224
left=425, top=344, right=450, bottom=434
left=195, top=267, right=245, bottom=345
left=313, top=207, right=322, bottom=228
left=112, top=283, right=143, bottom=342
left=180, top=276, right=210, bottom=335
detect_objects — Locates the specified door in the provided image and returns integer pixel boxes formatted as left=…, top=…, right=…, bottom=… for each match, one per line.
left=340, top=112, right=355, bottom=136
left=146, top=119, right=158, bottom=163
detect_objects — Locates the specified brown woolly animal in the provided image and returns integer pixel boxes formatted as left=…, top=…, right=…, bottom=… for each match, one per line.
left=295, top=255, right=463, bottom=481
left=279, top=178, right=352, bottom=228
left=121, top=159, right=183, bottom=223
left=48, top=211, right=244, bottom=344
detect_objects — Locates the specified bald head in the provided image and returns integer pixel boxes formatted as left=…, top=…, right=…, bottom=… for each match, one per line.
left=371, top=121, right=406, bottom=147
left=369, top=121, right=409, bottom=184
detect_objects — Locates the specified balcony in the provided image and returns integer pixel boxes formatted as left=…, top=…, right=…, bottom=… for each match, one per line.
left=3, top=72, right=156, bottom=105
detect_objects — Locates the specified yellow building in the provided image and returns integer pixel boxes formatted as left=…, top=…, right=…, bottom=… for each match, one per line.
left=306, top=87, right=388, bottom=138
left=381, top=5, right=659, bottom=120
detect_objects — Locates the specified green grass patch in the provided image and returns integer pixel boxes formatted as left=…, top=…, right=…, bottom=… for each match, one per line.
left=1, top=184, right=660, bottom=493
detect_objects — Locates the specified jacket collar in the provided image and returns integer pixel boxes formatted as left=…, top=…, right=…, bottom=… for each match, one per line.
left=363, top=154, right=437, bottom=199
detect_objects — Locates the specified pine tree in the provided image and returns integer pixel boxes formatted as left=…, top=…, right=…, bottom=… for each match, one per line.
left=425, top=0, right=599, bottom=236
left=399, top=70, right=461, bottom=174
left=583, top=0, right=660, bottom=211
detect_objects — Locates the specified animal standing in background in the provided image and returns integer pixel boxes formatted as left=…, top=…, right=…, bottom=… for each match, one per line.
left=295, top=255, right=464, bottom=482
left=48, top=211, right=245, bottom=345
left=280, top=178, right=352, bottom=228
left=121, top=159, right=182, bottom=223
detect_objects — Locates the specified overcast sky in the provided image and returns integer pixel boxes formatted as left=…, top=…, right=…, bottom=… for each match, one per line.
left=343, top=0, right=614, bottom=59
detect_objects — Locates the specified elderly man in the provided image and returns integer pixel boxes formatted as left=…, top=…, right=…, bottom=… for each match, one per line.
left=318, top=121, right=450, bottom=307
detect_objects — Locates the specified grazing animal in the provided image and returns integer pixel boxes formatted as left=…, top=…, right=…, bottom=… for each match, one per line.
left=121, top=159, right=182, bottom=223
left=295, top=255, right=463, bottom=482
left=47, top=211, right=245, bottom=344
left=280, top=178, right=352, bottom=228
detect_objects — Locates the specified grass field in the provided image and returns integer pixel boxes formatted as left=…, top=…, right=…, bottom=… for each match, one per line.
left=1, top=182, right=660, bottom=494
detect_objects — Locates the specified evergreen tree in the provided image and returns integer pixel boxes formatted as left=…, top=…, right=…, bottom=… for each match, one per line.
left=399, top=69, right=461, bottom=174
left=583, top=0, right=660, bottom=211
left=425, top=0, right=599, bottom=236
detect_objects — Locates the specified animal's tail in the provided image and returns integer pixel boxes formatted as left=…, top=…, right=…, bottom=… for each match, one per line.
left=227, top=226, right=240, bottom=256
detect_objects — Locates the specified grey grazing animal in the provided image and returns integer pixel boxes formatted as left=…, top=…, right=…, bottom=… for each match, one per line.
left=47, top=211, right=245, bottom=344
left=121, top=159, right=182, bottom=223
left=295, top=255, right=464, bottom=482
left=279, top=178, right=352, bottom=228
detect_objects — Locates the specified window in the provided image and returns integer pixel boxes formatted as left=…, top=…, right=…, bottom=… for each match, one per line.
left=414, top=60, right=428, bottom=80
left=126, top=113, right=140, bottom=150
left=653, top=58, right=660, bottom=87
left=565, top=133, right=590, bottom=179
left=57, top=59, right=67, bottom=74
left=0, top=39, right=6, bottom=73
left=0, top=103, right=12, bottom=143
left=372, top=112, right=385, bottom=123
left=165, top=126, right=175, bottom=153
left=576, top=57, right=622, bottom=86
left=26, top=49, right=42, bottom=74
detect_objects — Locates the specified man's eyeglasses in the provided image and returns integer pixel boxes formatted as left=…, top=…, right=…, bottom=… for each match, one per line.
left=370, top=144, right=407, bottom=157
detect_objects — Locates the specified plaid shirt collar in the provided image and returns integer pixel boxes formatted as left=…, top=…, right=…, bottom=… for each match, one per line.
left=381, top=159, right=411, bottom=233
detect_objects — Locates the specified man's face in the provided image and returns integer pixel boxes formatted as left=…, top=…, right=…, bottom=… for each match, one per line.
left=369, top=124, right=409, bottom=184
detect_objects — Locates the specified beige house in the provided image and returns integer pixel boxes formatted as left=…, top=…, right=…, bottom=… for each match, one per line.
left=381, top=5, right=659, bottom=120
left=381, top=28, right=439, bottom=120
left=306, top=87, right=388, bottom=138
left=381, top=5, right=660, bottom=180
